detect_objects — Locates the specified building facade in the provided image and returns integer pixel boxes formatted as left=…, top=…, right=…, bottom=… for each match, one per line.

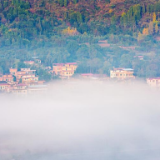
left=110, top=68, right=135, bottom=80
left=147, top=78, right=160, bottom=87
left=53, top=63, right=77, bottom=79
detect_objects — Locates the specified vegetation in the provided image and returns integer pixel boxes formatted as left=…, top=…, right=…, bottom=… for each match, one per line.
left=1, top=0, right=160, bottom=80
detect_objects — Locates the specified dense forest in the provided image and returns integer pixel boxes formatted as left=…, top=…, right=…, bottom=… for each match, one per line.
left=1, top=0, right=160, bottom=81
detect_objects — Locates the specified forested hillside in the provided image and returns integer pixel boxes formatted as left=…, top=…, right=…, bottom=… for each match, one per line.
left=1, top=0, right=160, bottom=41
left=1, top=0, right=160, bottom=80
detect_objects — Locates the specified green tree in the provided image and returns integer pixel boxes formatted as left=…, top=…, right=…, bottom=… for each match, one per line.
left=64, top=0, right=68, bottom=7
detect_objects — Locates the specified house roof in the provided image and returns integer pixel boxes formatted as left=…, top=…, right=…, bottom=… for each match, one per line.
left=0, top=81, right=8, bottom=84
left=66, top=62, right=77, bottom=65
left=147, top=77, right=160, bottom=80
left=113, top=68, right=134, bottom=71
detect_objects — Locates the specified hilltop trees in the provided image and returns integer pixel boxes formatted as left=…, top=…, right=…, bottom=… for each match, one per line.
left=120, top=4, right=142, bottom=30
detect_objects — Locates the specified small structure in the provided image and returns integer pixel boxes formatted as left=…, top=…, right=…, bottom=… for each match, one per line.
left=24, top=61, right=35, bottom=65
left=53, top=63, right=77, bottom=79
left=110, top=68, right=135, bottom=80
left=35, top=59, right=41, bottom=64
left=98, top=40, right=110, bottom=48
left=146, top=78, right=160, bottom=87
left=134, top=56, right=144, bottom=60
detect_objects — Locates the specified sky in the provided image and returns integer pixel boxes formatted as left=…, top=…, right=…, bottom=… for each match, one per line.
left=0, top=80, right=160, bottom=160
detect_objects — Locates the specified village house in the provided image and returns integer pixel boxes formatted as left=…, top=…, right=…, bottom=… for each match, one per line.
left=12, top=84, right=28, bottom=94
left=53, top=63, right=77, bottom=79
left=0, top=74, right=13, bottom=82
left=0, top=81, right=11, bottom=92
left=10, top=68, right=17, bottom=75
left=146, top=78, right=160, bottom=87
left=20, top=68, right=36, bottom=75
left=21, top=75, right=38, bottom=84
left=110, top=68, right=135, bottom=80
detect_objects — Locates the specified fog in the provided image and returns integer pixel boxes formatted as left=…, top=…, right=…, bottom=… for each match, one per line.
left=0, top=80, right=160, bottom=160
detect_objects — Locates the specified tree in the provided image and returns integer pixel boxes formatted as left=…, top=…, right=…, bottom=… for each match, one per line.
left=13, top=75, right=17, bottom=82
left=105, top=0, right=110, bottom=4
left=77, top=12, right=83, bottom=24
left=137, top=32, right=144, bottom=42
left=58, top=0, right=64, bottom=6
left=73, top=0, right=78, bottom=4
left=153, top=12, right=156, bottom=22
left=155, top=23, right=159, bottom=33
left=19, top=77, right=22, bottom=84
left=148, top=21, right=154, bottom=35
left=76, top=44, right=89, bottom=60
left=64, top=0, right=68, bottom=7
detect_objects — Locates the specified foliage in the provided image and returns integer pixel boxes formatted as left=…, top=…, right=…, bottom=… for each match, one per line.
left=0, top=0, right=160, bottom=80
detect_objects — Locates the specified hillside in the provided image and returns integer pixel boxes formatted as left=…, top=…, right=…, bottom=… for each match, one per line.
left=0, top=0, right=160, bottom=40
left=1, top=0, right=160, bottom=80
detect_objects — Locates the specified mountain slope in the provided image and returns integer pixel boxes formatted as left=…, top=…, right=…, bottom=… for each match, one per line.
left=0, top=0, right=160, bottom=45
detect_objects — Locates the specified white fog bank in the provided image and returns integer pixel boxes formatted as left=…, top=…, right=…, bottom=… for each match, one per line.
left=0, top=80, right=160, bottom=160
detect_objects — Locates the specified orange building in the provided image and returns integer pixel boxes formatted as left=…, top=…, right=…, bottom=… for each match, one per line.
left=53, top=63, right=77, bottom=79
left=21, top=75, right=38, bottom=84
left=10, top=68, right=36, bottom=83
left=10, top=68, right=17, bottom=75
left=110, top=68, right=135, bottom=80
left=20, top=68, right=36, bottom=75
left=0, top=75, right=13, bottom=82
left=146, top=78, right=160, bottom=87
left=0, top=81, right=11, bottom=92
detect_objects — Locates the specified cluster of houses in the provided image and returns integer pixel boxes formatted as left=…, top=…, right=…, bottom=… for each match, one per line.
left=0, top=68, right=47, bottom=94
left=0, top=60, right=160, bottom=94
left=52, top=63, right=160, bottom=89
left=52, top=63, right=136, bottom=80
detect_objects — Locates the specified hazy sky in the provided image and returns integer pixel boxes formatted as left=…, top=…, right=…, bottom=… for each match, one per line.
left=0, top=80, right=160, bottom=160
